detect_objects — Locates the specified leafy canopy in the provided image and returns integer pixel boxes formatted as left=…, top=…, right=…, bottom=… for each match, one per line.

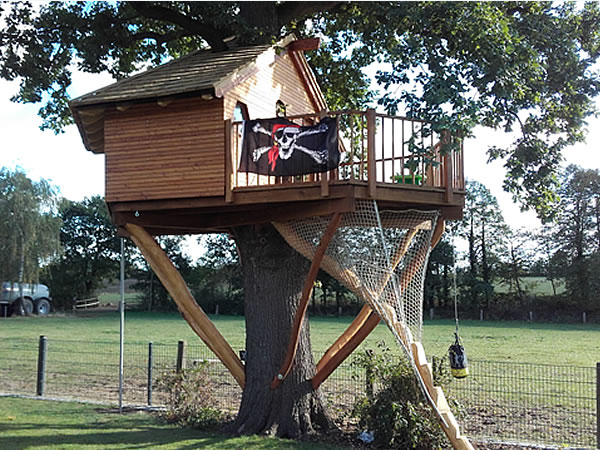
left=0, top=167, right=61, bottom=284
left=2, top=1, right=600, bottom=217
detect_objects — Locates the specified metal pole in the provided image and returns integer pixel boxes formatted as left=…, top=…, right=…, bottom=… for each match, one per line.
left=147, top=342, right=153, bottom=406
left=119, top=238, right=125, bottom=413
left=596, top=362, right=599, bottom=449
left=36, top=335, right=47, bottom=396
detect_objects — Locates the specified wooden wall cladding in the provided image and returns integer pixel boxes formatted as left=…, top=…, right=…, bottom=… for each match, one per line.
left=104, top=97, right=224, bottom=202
left=224, top=52, right=317, bottom=120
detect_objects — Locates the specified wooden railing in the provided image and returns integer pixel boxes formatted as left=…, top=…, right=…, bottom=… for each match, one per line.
left=225, top=109, right=464, bottom=203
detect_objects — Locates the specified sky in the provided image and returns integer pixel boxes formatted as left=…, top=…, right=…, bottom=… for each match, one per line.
left=2, top=69, right=600, bottom=236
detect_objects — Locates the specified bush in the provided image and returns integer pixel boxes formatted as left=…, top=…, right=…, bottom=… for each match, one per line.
left=155, top=362, right=225, bottom=430
left=351, top=342, right=449, bottom=449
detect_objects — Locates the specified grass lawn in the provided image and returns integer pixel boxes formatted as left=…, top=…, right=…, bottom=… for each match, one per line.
left=2, top=312, right=600, bottom=367
left=0, top=396, right=340, bottom=449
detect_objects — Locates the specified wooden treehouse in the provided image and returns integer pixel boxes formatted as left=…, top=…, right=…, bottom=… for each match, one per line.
left=70, top=36, right=470, bottom=449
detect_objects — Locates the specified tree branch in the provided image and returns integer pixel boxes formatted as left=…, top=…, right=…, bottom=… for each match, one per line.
left=275, top=1, right=344, bottom=28
left=129, top=30, right=195, bottom=45
left=128, top=2, right=229, bottom=51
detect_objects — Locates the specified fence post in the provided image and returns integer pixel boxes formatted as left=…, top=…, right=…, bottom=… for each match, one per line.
left=147, top=342, right=153, bottom=406
left=596, top=362, right=599, bottom=449
left=176, top=340, right=186, bottom=373
left=365, top=349, right=374, bottom=398
left=36, top=335, right=47, bottom=396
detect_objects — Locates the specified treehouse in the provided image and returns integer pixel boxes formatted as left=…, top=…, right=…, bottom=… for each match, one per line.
left=70, top=35, right=471, bottom=449
left=70, top=36, right=465, bottom=235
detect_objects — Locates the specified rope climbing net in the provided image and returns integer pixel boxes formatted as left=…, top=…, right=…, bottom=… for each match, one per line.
left=274, top=199, right=438, bottom=353
left=274, top=200, right=474, bottom=449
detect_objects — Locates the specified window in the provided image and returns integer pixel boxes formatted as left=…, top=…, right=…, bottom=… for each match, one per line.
left=233, top=102, right=249, bottom=121
left=276, top=100, right=287, bottom=118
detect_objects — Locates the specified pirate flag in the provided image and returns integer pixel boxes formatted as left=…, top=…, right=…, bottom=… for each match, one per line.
left=238, top=117, right=339, bottom=176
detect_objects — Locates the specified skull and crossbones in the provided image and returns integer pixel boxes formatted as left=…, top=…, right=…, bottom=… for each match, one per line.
left=251, top=122, right=330, bottom=168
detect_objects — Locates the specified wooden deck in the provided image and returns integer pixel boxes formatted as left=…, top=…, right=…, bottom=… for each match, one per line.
left=112, top=109, right=465, bottom=235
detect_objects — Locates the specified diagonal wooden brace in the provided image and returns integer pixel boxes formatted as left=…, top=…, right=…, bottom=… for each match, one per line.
left=125, top=223, right=245, bottom=388
left=271, top=212, right=343, bottom=389
left=311, top=218, right=445, bottom=389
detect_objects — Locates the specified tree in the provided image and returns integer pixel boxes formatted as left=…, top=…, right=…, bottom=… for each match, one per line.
left=0, top=167, right=61, bottom=313
left=2, top=2, right=600, bottom=216
left=44, top=196, right=120, bottom=309
left=424, top=238, right=455, bottom=311
left=552, top=165, right=600, bottom=306
left=497, top=227, right=534, bottom=302
left=3, top=1, right=600, bottom=438
left=196, top=233, right=243, bottom=315
left=133, top=235, right=193, bottom=312
left=459, top=180, right=507, bottom=310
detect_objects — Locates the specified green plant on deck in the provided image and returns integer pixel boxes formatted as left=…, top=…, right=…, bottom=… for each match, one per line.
left=155, top=362, right=225, bottom=430
left=351, top=342, right=449, bottom=449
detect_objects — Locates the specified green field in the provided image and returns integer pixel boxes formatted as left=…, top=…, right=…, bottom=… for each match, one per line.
left=2, top=312, right=599, bottom=367
left=494, top=276, right=566, bottom=296
left=0, top=397, right=338, bottom=449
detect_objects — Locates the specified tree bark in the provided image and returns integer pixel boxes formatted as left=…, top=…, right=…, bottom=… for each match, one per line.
left=231, top=224, right=332, bottom=438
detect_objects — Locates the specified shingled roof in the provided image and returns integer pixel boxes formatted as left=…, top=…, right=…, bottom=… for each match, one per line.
left=69, top=36, right=325, bottom=154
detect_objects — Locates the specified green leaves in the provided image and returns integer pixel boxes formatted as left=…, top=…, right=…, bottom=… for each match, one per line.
left=2, top=1, right=599, bottom=215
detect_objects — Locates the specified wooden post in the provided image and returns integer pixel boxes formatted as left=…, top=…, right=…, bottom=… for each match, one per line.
left=367, top=108, right=376, bottom=198
left=320, top=171, right=329, bottom=197
left=176, top=340, right=186, bottom=373
left=36, top=335, right=47, bottom=396
left=225, top=119, right=233, bottom=203
left=147, top=342, right=153, bottom=406
left=442, top=130, right=453, bottom=203
left=125, top=223, right=245, bottom=388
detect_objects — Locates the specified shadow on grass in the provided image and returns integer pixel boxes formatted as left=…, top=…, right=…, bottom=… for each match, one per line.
left=0, top=397, right=335, bottom=449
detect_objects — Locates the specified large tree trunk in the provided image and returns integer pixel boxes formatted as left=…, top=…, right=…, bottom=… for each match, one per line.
left=231, top=224, right=332, bottom=438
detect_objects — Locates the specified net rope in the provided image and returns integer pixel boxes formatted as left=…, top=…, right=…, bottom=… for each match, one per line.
left=273, top=199, right=438, bottom=351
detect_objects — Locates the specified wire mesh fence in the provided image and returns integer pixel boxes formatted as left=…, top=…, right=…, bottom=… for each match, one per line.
left=0, top=337, right=597, bottom=448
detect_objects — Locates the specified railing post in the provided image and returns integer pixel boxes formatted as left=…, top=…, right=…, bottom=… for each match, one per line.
left=147, top=342, right=153, bottom=406
left=366, top=108, right=376, bottom=198
left=176, top=340, right=186, bottom=373
left=225, top=119, right=233, bottom=203
left=442, top=130, right=453, bottom=203
left=36, top=335, right=47, bottom=396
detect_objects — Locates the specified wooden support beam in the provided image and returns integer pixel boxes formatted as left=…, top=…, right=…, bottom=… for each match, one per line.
left=125, top=223, right=245, bottom=388
left=312, top=308, right=379, bottom=389
left=271, top=212, right=342, bottom=389
left=311, top=226, right=421, bottom=389
left=311, top=217, right=445, bottom=390
left=287, top=38, right=320, bottom=52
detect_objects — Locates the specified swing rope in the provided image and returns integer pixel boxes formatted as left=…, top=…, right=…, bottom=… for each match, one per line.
left=449, top=234, right=469, bottom=379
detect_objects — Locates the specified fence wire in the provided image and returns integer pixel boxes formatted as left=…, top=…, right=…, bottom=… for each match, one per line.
left=0, top=338, right=596, bottom=448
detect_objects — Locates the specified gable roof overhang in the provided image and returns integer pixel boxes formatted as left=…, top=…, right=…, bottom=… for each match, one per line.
left=70, top=36, right=327, bottom=154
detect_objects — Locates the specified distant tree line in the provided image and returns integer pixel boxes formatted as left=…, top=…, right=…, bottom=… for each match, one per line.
left=1, top=165, right=598, bottom=320
left=425, top=165, right=600, bottom=321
